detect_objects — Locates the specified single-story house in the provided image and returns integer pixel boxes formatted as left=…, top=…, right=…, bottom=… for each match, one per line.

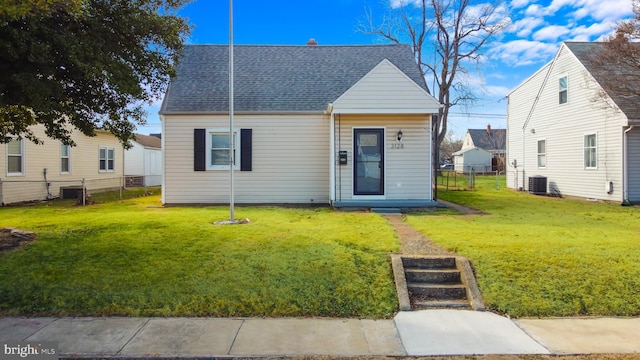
left=1, top=124, right=123, bottom=205
left=507, top=42, right=640, bottom=203
left=125, top=134, right=163, bottom=187
left=159, top=42, right=442, bottom=208
left=452, top=147, right=492, bottom=174
left=453, top=125, right=505, bottom=173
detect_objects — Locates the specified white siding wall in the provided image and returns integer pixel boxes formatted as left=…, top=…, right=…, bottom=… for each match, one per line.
left=0, top=125, right=123, bottom=204
left=507, top=63, right=550, bottom=190
left=125, top=141, right=145, bottom=176
left=163, top=114, right=330, bottom=204
left=125, top=142, right=162, bottom=186
left=333, top=114, right=431, bottom=201
left=456, top=148, right=491, bottom=174
left=332, top=60, right=440, bottom=112
left=628, top=127, right=640, bottom=202
left=508, top=45, right=627, bottom=201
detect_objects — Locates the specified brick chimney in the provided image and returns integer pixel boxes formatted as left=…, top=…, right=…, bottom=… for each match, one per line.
left=306, top=38, right=318, bottom=46
left=486, top=123, right=492, bottom=135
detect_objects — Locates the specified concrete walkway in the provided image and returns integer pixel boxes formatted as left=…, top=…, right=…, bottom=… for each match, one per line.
left=2, top=311, right=639, bottom=357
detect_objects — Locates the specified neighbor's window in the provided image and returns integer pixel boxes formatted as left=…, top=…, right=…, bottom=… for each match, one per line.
left=208, top=130, right=239, bottom=170
left=61, top=144, right=70, bottom=173
left=537, top=139, right=546, bottom=168
left=584, top=133, right=597, bottom=169
left=559, top=75, right=568, bottom=104
left=7, top=138, right=24, bottom=175
left=99, top=146, right=115, bottom=172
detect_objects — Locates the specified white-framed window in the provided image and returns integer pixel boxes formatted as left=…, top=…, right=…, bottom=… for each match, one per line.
left=584, top=133, right=597, bottom=169
left=7, top=138, right=24, bottom=176
left=61, top=144, right=71, bottom=174
left=207, top=129, right=239, bottom=170
left=99, top=146, right=115, bottom=172
left=537, top=139, right=546, bottom=168
left=559, top=75, right=568, bottom=104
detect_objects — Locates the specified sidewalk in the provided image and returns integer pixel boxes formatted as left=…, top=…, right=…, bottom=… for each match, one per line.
left=2, top=310, right=639, bottom=357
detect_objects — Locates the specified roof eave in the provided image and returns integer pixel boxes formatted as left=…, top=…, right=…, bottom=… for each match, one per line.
left=160, top=110, right=327, bottom=116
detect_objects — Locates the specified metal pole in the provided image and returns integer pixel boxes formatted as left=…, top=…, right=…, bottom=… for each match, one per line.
left=229, top=0, right=235, bottom=221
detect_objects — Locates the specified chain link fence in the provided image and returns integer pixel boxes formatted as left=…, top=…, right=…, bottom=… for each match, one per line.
left=0, top=175, right=161, bottom=206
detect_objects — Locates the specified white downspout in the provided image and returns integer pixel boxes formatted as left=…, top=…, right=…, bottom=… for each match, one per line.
left=160, top=114, right=166, bottom=204
left=623, top=125, right=635, bottom=203
left=329, top=111, right=336, bottom=204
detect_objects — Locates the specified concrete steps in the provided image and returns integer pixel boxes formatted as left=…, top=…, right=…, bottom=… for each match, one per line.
left=403, top=256, right=470, bottom=309
left=391, top=255, right=485, bottom=311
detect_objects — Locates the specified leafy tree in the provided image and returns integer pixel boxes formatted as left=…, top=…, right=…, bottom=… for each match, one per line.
left=0, top=0, right=191, bottom=146
left=361, top=0, right=508, bottom=198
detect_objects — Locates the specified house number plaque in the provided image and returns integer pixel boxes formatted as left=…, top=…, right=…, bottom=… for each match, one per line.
left=390, top=143, right=404, bottom=149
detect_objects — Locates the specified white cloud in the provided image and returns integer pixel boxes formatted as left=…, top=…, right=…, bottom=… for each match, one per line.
left=389, top=0, right=421, bottom=9
left=524, top=4, right=547, bottom=17
left=486, top=40, right=558, bottom=67
left=510, top=17, right=545, bottom=37
left=532, top=25, right=571, bottom=41
left=569, top=0, right=633, bottom=21
left=569, top=22, right=616, bottom=41
left=510, top=0, right=534, bottom=10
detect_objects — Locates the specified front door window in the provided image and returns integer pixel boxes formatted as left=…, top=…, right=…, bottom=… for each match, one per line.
left=354, top=129, right=384, bottom=195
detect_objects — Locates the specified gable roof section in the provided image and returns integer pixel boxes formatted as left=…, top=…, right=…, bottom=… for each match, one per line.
left=468, top=128, right=506, bottom=151
left=134, top=134, right=161, bottom=149
left=565, top=42, right=640, bottom=120
left=332, top=59, right=440, bottom=113
left=160, top=44, right=429, bottom=114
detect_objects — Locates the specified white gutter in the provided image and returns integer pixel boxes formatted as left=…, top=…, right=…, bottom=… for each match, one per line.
left=623, top=125, right=635, bottom=203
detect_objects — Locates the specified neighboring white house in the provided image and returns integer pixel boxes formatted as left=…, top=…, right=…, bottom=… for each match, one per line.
left=457, top=125, right=506, bottom=172
left=452, top=147, right=492, bottom=174
left=159, top=43, right=442, bottom=209
left=0, top=124, right=124, bottom=205
left=507, top=42, right=640, bottom=203
left=125, top=134, right=162, bottom=186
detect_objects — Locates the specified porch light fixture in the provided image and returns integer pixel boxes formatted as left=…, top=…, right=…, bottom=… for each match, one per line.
left=397, top=130, right=403, bottom=141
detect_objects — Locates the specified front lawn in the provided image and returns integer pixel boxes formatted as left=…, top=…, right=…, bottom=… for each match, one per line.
left=408, top=176, right=640, bottom=317
left=0, top=195, right=399, bottom=317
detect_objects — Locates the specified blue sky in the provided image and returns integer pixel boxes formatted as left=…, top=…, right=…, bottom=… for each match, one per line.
left=141, top=0, right=634, bottom=138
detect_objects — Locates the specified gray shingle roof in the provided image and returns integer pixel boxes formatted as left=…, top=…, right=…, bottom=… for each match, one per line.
left=160, top=44, right=428, bottom=114
left=468, top=128, right=506, bottom=151
left=565, top=42, right=640, bottom=120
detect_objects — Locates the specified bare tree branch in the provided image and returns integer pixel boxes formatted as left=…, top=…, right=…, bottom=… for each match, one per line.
left=359, top=0, right=508, bottom=199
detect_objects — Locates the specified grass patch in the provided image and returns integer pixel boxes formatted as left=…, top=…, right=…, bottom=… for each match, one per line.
left=0, top=194, right=399, bottom=318
left=408, top=175, right=640, bottom=317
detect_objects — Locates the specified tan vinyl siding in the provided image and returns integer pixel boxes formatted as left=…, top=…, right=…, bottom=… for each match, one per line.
left=628, top=128, right=640, bottom=202
left=163, top=114, right=330, bottom=204
left=0, top=125, right=123, bottom=204
left=508, top=44, right=626, bottom=201
left=333, top=114, right=431, bottom=201
left=332, top=60, right=440, bottom=112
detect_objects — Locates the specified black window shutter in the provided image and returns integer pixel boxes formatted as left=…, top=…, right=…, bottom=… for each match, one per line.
left=194, top=129, right=206, bottom=171
left=240, top=129, right=252, bottom=171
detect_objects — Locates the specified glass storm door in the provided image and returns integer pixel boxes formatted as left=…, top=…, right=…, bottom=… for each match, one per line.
left=354, top=129, right=384, bottom=195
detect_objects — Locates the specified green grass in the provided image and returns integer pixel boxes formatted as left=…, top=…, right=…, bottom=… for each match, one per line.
left=0, top=193, right=399, bottom=318
left=408, top=175, right=640, bottom=317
